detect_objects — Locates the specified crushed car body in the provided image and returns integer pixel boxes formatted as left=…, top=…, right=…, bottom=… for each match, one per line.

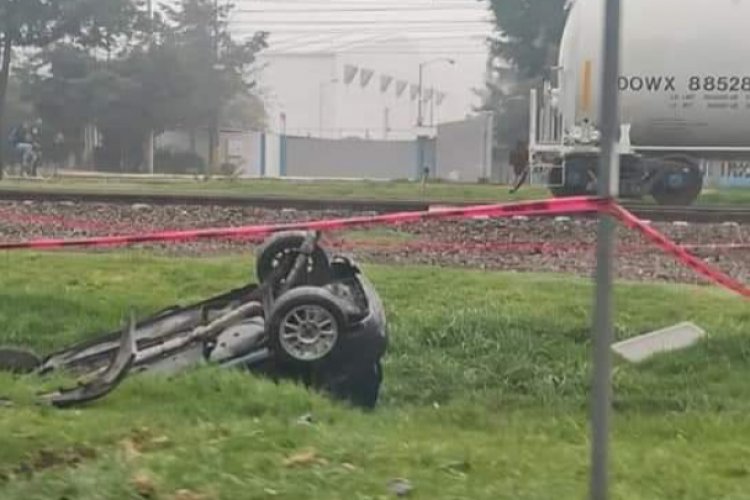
left=0, top=231, right=388, bottom=409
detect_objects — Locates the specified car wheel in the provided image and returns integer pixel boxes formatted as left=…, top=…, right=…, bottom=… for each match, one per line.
left=267, top=287, right=347, bottom=366
left=255, top=231, right=330, bottom=287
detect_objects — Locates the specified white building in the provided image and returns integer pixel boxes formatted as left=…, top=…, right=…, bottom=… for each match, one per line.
left=258, top=38, right=489, bottom=139
left=251, top=5, right=493, bottom=140
left=258, top=47, right=488, bottom=140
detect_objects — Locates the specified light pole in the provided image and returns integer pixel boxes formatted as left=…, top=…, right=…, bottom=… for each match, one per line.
left=318, top=78, right=338, bottom=138
left=417, top=58, right=454, bottom=127
left=210, top=0, right=222, bottom=173
left=145, top=0, right=155, bottom=175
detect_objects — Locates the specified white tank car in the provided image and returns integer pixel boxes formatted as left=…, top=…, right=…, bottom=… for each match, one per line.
left=560, top=0, right=750, bottom=149
left=530, top=0, right=750, bottom=204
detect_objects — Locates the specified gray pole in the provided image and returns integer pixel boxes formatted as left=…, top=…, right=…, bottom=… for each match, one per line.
left=145, top=0, right=155, bottom=175
left=590, top=0, right=621, bottom=498
left=318, top=82, right=325, bottom=137
left=417, top=63, right=424, bottom=127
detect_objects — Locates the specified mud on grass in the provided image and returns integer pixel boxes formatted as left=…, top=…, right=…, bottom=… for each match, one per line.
left=0, top=253, right=748, bottom=499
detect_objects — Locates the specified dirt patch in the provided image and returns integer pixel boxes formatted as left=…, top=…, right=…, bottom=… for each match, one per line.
left=2, top=445, right=98, bottom=482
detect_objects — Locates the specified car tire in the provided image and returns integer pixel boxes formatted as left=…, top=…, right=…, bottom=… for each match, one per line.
left=255, top=231, right=330, bottom=287
left=266, top=287, right=347, bottom=366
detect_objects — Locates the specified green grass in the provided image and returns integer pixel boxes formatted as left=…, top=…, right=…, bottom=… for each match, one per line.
left=1, top=177, right=748, bottom=206
left=0, top=177, right=550, bottom=204
left=0, top=253, right=749, bottom=499
left=698, top=187, right=750, bottom=206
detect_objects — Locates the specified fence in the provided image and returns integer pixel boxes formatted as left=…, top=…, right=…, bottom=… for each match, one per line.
left=155, top=115, right=493, bottom=182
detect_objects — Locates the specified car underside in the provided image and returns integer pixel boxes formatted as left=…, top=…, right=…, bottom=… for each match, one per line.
left=0, top=231, right=388, bottom=410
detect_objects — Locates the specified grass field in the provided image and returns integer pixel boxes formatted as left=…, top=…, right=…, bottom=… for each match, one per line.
left=1, top=252, right=749, bottom=499
left=1, top=176, right=748, bottom=206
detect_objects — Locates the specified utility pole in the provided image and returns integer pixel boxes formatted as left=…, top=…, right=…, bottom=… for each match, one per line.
left=417, top=64, right=425, bottom=127
left=590, top=0, right=621, bottom=499
left=210, top=0, right=221, bottom=174
left=145, top=0, right=155, bottom=175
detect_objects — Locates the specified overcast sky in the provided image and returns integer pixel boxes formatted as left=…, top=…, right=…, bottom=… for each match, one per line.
left=160, top=0, right=496, bottom=130
left=178, top=0, right=495, bottom=56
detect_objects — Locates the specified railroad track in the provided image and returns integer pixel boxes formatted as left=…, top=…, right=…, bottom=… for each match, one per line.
left=0, top=188, right=747, bottom=224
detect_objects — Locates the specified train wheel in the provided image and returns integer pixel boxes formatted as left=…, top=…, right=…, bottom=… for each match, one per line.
left=549, top=156, right=597, bottom=197
left=651, top=156, right=703, bottom=206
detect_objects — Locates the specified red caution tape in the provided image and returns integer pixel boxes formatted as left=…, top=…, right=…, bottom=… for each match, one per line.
left=0, top=195, right=746, bottom=299
left=609, top=204, right=750, bottom=299
left=0, top=196, right=606, bottom=251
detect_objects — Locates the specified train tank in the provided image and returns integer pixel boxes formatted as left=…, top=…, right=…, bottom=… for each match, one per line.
left=530, top=0, right=750, bottom=205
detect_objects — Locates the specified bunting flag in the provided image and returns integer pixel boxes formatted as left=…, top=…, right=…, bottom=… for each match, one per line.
left=360, top=68, right=374, bottom=88
left=436, top=91, right=447, bottom=105
left=343, top=64, right=359, bottom=85
left=379, top=75, right=393, bottom=93
left=395, top=80, right=408, bottom=98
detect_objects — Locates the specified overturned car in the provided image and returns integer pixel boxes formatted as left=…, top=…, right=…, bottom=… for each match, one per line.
left=0, top=232, right=388, bottom=409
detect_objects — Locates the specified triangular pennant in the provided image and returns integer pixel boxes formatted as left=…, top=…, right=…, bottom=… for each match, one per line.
left=379, top=75, right=393, bottom=93
left=436, top=92, right=447, bottom=105
left=343, top=64, right=359, bottom=85
left=395, top=80, right=408, bottom=98
left=360, top=68, right=374, bottom=88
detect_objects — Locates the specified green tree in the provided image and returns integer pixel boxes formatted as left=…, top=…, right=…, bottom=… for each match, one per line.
left=487, top=0, right=568, bottom=79
left=0, top=0, right=142, bottom=176
left=162, top=0, right=267, bottom=171
left=20, top=0, right=265, bottom=173
left=481, top=0, right=568, bottom=156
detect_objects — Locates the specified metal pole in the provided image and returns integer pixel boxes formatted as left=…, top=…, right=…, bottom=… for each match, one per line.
left=590, top=0, right=621, bottom=499
left=417, top=63, right=424, bottom=127
left=146, top=0, right=155, bottom=175
left=318, top=82, right=325, bottom=137
left=211, top=0, right=220, bottom=173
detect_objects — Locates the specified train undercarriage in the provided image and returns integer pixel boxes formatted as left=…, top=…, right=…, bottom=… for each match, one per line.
left=526, top=86, right=707, bottom=206
left=544, top=152, right=704, bottom=206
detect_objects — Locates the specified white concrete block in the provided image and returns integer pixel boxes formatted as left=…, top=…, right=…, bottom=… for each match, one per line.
left=612, top=322, right=706, bottom=363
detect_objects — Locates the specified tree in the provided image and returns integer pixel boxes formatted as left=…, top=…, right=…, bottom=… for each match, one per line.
left=475, top=67, right=531, bottom=150
left=222, top=94, right=266, bottom=131
left=487, top=0, right=568, bottom=79
left=480, top=0, right=568, bottom=154
left=18, top=0, right=266, bottom=173
left=0, top=0, right=142, bottom=176
left=162, top=0, right=267, bottom=171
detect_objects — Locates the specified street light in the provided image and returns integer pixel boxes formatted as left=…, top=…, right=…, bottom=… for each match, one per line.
left=146, top=0, right=155, bottom=175
left=319, top=78, right=339, bottom=138
left=417, top=58, right=455, bottom=127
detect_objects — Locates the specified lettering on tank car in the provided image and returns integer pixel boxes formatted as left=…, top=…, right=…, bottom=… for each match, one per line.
left=619, top=76, right=676, bottom=92
left=620, top=75, right=750, bottom=93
